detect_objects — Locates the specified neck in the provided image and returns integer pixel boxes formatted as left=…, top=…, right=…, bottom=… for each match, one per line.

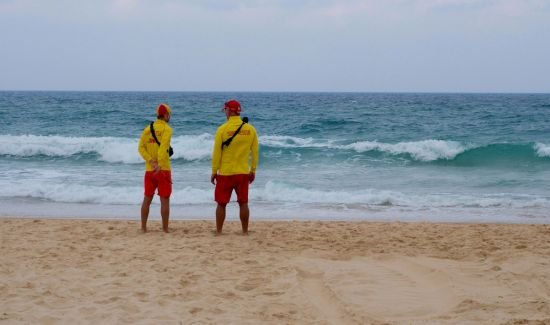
left=226, top=113, right=239, bottom=120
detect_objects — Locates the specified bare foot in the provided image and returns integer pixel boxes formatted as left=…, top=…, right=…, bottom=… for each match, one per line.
left=163, top=228, right=170, bottom=233
left=141, top=227, right=147, bottom=233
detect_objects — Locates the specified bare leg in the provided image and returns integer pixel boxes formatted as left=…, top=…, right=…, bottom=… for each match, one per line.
left=141, top=196, right=153, bottom=232
left=160, top=196, right=170, bottom=233
left=239, top=203, right=249, bottom=235
left=216, top=204, right=226, bottom=235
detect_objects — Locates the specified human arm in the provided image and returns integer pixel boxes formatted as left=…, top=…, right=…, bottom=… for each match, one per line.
left=138, top=128, right=160, bottom=172
left=157, top=126, right=172, bottom=162
left=248, top=128, right=259, bottom=184
left=211, top=127, right=223, bottom=184
left=138, top=129, right=152, bottom=162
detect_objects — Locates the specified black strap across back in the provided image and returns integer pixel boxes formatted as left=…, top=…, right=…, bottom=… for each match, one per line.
left=150, top=122, right=174, bottom=157
left=222, top=119, right=248, bottom=149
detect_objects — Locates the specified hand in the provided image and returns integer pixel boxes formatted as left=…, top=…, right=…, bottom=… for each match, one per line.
left=249, top=172, right=255, bottom=184
left=150, top=159, right=160, bottom=173
left=211, top=174, right=217, bottom=185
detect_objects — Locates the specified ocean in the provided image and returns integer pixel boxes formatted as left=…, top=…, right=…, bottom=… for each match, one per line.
left=1, top=91, right=549, bottom=223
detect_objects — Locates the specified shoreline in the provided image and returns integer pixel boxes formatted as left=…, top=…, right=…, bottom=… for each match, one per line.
left=2, top=213, right=549, bottom=225
left=2, top=218, right=549, bottom=324
left=0, top=210, right=550, bottom=225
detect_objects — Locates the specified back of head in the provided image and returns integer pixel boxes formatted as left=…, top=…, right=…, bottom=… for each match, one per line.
left=157, top=103, right=171, bottom=118
left=224, top=100, right=241, bottom=115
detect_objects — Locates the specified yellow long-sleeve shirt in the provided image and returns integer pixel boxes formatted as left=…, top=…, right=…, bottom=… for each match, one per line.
left=212, top=116, right=259, bottom=176
left=138, top=119, right=172, bottom=171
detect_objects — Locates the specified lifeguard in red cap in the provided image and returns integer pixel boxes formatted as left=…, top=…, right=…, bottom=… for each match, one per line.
left=211, top=100, right=259, bottom=235
left=138, top=103, right=173, bottom=233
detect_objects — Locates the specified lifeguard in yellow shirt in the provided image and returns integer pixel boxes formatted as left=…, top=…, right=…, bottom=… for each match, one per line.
left=138, top=103, right=173, bottom=233
left=211, top=100, right=259, bottom=235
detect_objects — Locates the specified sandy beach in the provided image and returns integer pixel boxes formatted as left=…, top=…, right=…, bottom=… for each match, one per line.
left=1, top=218, right=549, bottom=324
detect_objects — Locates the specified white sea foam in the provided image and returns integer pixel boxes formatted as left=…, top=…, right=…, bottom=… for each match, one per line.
left=257, top=181, right=410, bottom=205
left=0, top=134, right=214, bottom=163
left=336, top=140, right=467, bottom=161
left=534, top=143, right=550, bottom=157
left=2, top=178, right=548, bottom=211
left=171, top=134, right=213, bottom=161
left=0, top=181, right=213, bottom=205
left=0, top=134, right=111, bottom=157
left=259, top=135, right=322, bottom=148
left=260, top=136, right=467, bottom=161
left=0, top=134, right=538, bottom=163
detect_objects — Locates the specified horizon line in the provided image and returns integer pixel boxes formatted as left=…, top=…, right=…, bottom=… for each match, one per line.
left=1, top=89, right=549, bottom=95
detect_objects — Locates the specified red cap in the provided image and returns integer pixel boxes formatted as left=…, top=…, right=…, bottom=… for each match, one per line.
left=156, top=103, right=171, bottom=116
left=224, top=100, right=241, bottom=113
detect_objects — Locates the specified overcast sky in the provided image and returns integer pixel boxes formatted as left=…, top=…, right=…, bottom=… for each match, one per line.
left=1, top=0, right=549, bottom=92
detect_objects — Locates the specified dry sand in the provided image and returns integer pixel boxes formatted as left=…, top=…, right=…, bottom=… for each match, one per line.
left=1, top=218, right=549, bottom=324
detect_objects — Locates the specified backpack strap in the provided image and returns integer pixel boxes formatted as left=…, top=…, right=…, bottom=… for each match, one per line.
left=150, top=122, right=174, bottom=157
left=150, top=122, right=161, bottom=146
left=222, top=121, right=247, bottom=149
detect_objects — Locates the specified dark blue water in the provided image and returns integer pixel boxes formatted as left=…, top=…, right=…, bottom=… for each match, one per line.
left=1, top=91, right=549, bottom=222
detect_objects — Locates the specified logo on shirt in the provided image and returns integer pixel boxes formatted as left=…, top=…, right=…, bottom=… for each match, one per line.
left=227, top=130, right=251, bottom=136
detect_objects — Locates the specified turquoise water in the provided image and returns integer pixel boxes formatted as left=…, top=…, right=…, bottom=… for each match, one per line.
left=1, top=91, right=549, bottom=222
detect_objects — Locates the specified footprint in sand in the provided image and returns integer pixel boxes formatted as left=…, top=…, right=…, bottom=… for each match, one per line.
left=235, top=276, right=268, bottom=292
left=295, top=265, right=360, bottom=324
left=295, top=256, right=461, bottom=323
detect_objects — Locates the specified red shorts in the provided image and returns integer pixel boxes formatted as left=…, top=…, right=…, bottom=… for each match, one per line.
left=215, top=174, right=249, bottom=205
left=144, top=171, right=172, bottom=198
